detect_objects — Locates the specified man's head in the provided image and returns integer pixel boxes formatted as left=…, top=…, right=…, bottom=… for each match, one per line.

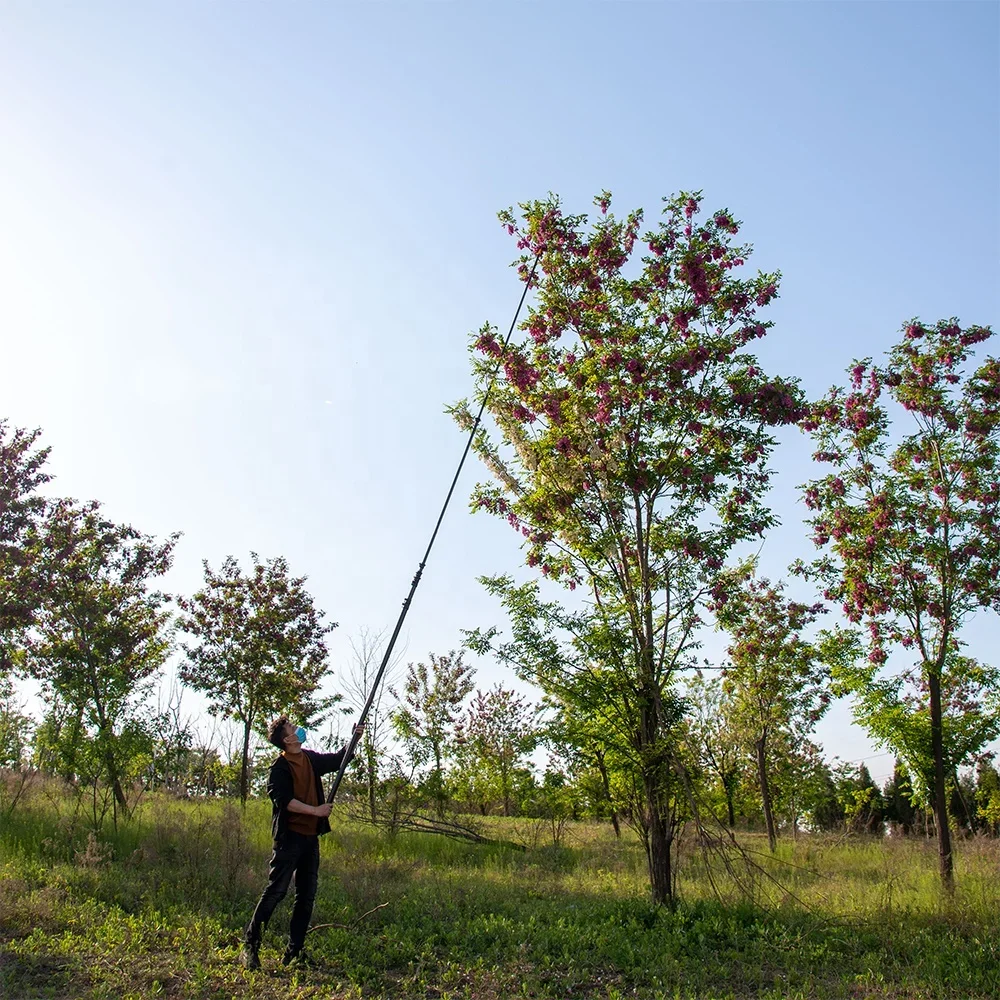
left=267, top=716, right=302, bottom=754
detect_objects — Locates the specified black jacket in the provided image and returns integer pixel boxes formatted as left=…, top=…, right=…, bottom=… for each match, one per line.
left=266, top=746, right=354, bottom=841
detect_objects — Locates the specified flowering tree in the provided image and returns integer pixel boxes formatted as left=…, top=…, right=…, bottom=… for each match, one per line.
left=392, top=650, right=475, bottom=816
left=713, top=571, right=839, bottom=851
left=685, top=671, right=743, bottom=830
left=178, top=553, right=336, bottom=803
left=454, top=684, right=537, bottom=816
left=24, top=499, right=177, bottom=818
left=457, top=191, right=803, bottom=902
left=798, top=318, right=1000, bottom=890
left=0, top=421, right=52, bottom=673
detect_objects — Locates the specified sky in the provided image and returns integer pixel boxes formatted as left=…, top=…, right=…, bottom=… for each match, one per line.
left=1, top=1, right=998, bottom=783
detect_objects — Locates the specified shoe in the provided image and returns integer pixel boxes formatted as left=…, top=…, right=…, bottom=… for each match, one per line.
left=281, top=947, right=319, bottom=968
left=240, top=941, right=261, bottom=971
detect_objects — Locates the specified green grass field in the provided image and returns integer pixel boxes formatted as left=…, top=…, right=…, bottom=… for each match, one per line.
left=1, top=776, right=998, bottom=999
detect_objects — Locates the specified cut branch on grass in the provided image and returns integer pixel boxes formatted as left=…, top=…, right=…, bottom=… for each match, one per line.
left=307, top=901, right=391, bottom=936
left=351, top=799, right=527, bottom=851
left=674, top=757, right=825, bottom=911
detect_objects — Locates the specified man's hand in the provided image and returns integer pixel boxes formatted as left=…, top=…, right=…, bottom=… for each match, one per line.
left=312, top=803, right=333, bottom=818
left=352, top=722, right=365, bottom=738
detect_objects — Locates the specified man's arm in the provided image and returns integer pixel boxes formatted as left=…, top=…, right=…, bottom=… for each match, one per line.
left=308, top=725, right=365, bottom=776
left=307, top=748, right=346, bottom=777
left=288, top=798, right=332, bottom=818
left=267, top=761, right=294, bottom=811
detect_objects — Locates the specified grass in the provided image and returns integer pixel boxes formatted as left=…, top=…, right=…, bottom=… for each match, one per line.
left=1, top=774, right=998, bottom=999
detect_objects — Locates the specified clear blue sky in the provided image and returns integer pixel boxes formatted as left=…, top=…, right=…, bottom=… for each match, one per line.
left=1, top=2, right=997, bottom=781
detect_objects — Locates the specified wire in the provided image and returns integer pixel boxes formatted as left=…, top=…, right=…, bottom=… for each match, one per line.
left=326, top=254, right=541, bottom=803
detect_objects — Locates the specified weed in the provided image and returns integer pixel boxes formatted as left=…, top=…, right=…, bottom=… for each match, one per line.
left=1, top=788, right=998, bottom=998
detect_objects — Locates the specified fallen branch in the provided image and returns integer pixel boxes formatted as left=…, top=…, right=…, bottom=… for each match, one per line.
left=350, top=800, right=527, bottom=852
left=307, top=901, right=391, bottom=936
left=391, top=812, right=527, bottom=851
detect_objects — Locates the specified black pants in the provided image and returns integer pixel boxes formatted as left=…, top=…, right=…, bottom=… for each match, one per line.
left=245, top=831, right=320, bottom=952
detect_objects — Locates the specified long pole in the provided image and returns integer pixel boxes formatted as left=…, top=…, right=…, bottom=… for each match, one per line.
left=327, top=255, right=540, bottom=803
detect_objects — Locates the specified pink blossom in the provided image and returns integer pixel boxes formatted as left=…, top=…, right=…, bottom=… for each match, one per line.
left=755, top=283, right=777, bottom=307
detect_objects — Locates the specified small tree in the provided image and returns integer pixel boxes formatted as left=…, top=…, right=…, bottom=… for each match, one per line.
left=839, top=763, right=886, bottom=835
left=341, top=626, right=402, bottom=822
left=805, top=760, right=845, bottom=832
left=685, top=671, right=743, bottom=829
left=540, top=671, right=630, bottom=839
left=458, top=191, right=803, bottom=902
left=975, top=757, right=1000, bottom=835
left=0, top=420, right=52, bottom=673
left=23, top=500, right=176, bottom=819
left=455, top=684, right=537, bottom=817
left=178, top=553, right=336, bottom=803
left=800, top=318, right=1000, bottom=889
left=713, top=572, right=838, bottom=851
left=0, top=675, right=33, bottom=767
left=392, top=650, right=475, bottom=816
left=883, top=759, right=917, bottom=835
left=147, top=680, right=194, bottom=793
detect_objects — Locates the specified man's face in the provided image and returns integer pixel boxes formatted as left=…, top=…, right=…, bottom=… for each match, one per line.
left=282, top=723, right=303, bottom=753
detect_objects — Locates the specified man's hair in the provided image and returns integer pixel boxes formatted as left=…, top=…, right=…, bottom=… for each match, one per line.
left=267, top=716, right=291, bottom=750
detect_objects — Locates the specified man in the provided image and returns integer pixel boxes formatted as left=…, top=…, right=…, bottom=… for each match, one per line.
left=241, top=716, right=362, bottom=970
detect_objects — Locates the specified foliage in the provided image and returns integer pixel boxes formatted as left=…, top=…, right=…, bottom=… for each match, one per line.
left=458, top=190, right=804, bottom=902
left=975, top=757, right=1000, bottom=835
left=538, top=664, right=635, bottom=839
left=392, top=649, right=475, bottom=816
left=684, top=671, right=743, bottom=828
left=21, top=499, right=176, bottom=820
left=178, top=553, right=337, bottom=803
left=0, top=421, right=51, bottom=673
left=832, top=653, right=1000, bottom=804
left=799, top=318, right=1000, bottom=888
left=883, top=759, right=917, bottom=834
left=453, top=684, right=538, bottom=817
left=713, top=570, right=841, bottom=849
left=806, top=764, right=845, bottom=833
left=0, top=675, right=33, bottom=767
left=837, top=763, right=886, bottom=835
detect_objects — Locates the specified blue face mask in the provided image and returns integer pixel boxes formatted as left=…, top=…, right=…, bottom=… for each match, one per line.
left=295, top=726, right=307, bottom=744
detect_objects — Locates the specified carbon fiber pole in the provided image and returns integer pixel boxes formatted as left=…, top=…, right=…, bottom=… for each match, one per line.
left=326, top=255, right=540, bottom=804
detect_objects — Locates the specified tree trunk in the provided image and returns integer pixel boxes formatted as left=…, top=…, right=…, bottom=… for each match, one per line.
left=724, top=774, right=736, bottom=829
left=433, top=745, right=445, bottom=819
left=91, top=706, right=128, bottom=816
left=756, top=736, right=777, bottom=853
left=928, top=667, right=954, bottom=892
left=595, top=750, right=621, bottom=839
left=644, top=772, right=673, bottom=905
left=106, top=754, right=128, bottom=816
left=98, top=736, right=128, bottom=820
left=87, top=669, right=129, bottom=816
left=240, top=719, right=252, bottom=805
left=367, top=746, right=377, bottom=823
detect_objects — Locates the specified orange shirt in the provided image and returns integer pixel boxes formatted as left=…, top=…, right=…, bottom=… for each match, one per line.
left=283, top=750, right=319, bottom=836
